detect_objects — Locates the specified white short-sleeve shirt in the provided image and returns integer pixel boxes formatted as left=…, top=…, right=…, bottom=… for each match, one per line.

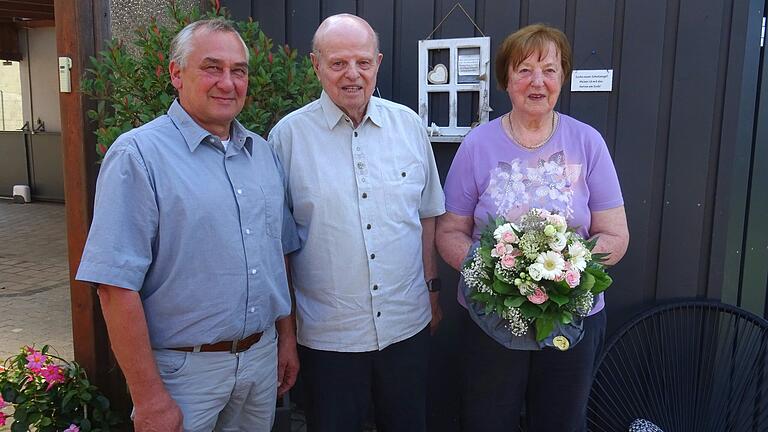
left=269, top=92, right=445, bottom=352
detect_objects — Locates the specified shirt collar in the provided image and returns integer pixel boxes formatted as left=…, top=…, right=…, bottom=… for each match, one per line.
left=318, top=91, right=383, bottom=130
left=167, top=99, right=253, bottom=155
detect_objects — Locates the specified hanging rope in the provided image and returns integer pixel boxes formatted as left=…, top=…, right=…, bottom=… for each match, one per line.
left=424, top=2, right=486, bottom=40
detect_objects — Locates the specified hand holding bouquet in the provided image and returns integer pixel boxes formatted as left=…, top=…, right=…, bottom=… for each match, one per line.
left=462, top=208, right=612, bottom=348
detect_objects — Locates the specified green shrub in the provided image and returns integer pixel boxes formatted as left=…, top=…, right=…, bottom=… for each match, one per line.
left=82, top=0, right=321, bottom=158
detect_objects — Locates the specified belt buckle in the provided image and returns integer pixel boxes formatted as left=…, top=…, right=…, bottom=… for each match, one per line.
left=230, top=336, right=241, bottom=354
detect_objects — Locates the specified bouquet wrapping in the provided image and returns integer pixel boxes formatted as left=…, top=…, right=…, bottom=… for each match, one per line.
left=462, top=208, right=612, bottom=350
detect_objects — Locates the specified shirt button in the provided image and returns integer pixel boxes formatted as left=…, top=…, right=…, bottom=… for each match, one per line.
left=362, top=192, right=368, bottom=199
left=250, top=269, right=257, bottom=274
left=354, top=131, right=358, bottom=137
left=401, top=172, right=407, bottom=177
left=373, top=284, right=378, bottom=291
left=357, top=162, right=365, bottom=169
left=356, top=146, right=361, bottom=151
left=366, top=224, right=372, bottom=230
left=237, top=189, right=243, bottom=194
left=249, top=307, right=256, bottom=313
left=377, top=311, right=381, bottom=317
left=370, top=254, right=375, bottom=260
left=361, top=177, right=366, bottom=183
left=245, top=228, right=251, bottom=235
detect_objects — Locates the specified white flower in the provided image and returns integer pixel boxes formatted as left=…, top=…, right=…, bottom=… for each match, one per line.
left=568, top=241, right=589, bottom=259
left=493, top=223, right=516, bottom=243
left=548, top=232, right=567, bottom=252
left=527, top=263, right=545, bottom=281
left=569, top=256, right=587, bottom=272
left=543, top=224, right=557, bottom=237
left=536, top=251, right=566, bottom=280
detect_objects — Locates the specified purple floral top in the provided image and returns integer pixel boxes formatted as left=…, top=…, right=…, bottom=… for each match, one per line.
left=444, top=113, right=624, bottom=315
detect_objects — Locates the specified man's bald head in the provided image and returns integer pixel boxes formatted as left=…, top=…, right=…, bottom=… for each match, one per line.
left=312, top=14, right=380, bottom=55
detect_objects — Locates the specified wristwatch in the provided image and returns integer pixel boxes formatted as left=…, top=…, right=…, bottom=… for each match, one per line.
left=426, top=278, right=442, bottom=293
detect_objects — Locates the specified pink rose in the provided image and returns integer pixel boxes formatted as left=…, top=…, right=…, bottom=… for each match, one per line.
left=492, top=242, right=506, bottom=257
left=501, top=231, right=518, bottom=243
left=500, top=254, right=517, bottom=269
left=527, top=287, right=548, bottom=304
left=565, top=269, right=581, bottom=288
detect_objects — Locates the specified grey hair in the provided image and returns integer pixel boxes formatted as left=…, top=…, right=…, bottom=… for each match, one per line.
left=312, top=13, right=380, bottom=55
left=170, top=19, right=249, bottom=68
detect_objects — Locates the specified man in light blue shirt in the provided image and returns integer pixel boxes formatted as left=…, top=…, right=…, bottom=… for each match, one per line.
left=76, top=19, right=299, bottom=432
left=269, top=14, right=445, bottom=432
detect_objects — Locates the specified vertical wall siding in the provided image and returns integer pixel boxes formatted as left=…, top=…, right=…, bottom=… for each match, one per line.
left=224, top=0, right=766, bottom=428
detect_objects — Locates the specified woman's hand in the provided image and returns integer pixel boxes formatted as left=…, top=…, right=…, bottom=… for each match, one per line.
left=436, top=212, right=475, bottom=271
left=589, top=206, right=629, bottom=266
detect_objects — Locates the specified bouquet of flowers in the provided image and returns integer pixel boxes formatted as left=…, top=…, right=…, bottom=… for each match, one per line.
left=462, top=208, right=612, bottom=349
left=0, top=345, right=120, bottom=431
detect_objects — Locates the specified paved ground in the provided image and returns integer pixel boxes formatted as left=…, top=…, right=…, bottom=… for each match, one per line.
left=0, top=200, right=72, bottom=361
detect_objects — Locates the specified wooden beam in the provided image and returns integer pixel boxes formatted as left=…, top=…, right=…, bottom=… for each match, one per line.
left=55, top=0, right=132, bottom=422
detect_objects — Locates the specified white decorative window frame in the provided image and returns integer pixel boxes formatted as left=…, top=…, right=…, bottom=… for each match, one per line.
left=418, top=36, right=491, bottom=141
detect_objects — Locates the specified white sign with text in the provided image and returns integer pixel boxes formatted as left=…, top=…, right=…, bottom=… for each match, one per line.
left=570, top=69, right=613, bottom=92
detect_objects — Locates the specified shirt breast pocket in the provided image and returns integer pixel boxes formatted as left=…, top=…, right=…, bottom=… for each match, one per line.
left=385, top=162, right=425, bottom=222
left=260, top=184, right=284, bottom=239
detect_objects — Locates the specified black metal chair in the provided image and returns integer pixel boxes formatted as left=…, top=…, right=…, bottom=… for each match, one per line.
left=588, top=300, right=768, bottom=432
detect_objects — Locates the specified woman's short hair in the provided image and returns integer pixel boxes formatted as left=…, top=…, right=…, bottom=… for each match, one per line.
left=494, top=24, right=572, bottom=89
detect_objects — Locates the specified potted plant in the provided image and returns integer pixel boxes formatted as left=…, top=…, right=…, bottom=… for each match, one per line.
left=0, top=346, right=121, bottom=432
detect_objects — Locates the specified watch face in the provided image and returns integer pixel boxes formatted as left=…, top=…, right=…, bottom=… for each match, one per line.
left=428, top=279, right=442, bottom=292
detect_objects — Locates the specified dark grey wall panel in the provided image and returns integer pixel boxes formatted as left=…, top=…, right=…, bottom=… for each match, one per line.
left=657, top=0, right=726, bottom=299
left=482, top=0, right=520, bottom=117
left=253, top=0, right=286, bottom=46
left=605, top=0, right=668, bottom=330
left=323, top=0, right=357, bottom=17
left=713, top=0, right=764, bottom=307
left=393, top=0, right=434, bottom=109
left=568, top=0, right=615, bottom=137
left=527, top=0, right=567, bottom=30
left=285, top=0, right=320, bottom=55
left=360, top=0, right=395, bottom=99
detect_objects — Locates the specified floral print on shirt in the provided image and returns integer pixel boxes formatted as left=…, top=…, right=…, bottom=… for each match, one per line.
left=484, top=151, right=582, bottom=222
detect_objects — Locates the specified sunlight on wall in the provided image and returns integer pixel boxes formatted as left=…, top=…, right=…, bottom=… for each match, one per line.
left=0, top=61, right=24, bottom=131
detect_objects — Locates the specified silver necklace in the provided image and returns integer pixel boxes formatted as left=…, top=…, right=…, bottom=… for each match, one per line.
left=506, top=111, right=557, bottom=150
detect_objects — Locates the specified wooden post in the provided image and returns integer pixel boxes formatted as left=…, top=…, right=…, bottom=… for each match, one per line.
left=55, top=0, right=132, bottom=422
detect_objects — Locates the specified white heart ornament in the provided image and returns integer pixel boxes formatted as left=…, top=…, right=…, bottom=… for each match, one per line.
left=428, top=64, right=448, bottom=84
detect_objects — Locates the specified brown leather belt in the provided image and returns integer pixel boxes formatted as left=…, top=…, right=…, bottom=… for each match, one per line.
left=170, top=331, right=264, bottom=354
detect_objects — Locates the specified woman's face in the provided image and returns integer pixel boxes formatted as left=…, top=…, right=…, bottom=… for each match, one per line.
left=506, top=41, right=564, bottom=118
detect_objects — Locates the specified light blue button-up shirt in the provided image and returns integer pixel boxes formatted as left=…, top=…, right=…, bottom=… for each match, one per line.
left=77, top=100, right=299, bottom=349
left=269, top=92, right=445, bottom=352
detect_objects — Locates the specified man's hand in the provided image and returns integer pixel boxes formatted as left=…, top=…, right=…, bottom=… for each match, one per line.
left=429, top=291, right=443, bottom=335
left=132, top=390, right=183, bottom=432
left=277, top=336, right=299, bottom=396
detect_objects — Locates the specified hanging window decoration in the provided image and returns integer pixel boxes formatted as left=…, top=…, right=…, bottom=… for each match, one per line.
left=418, top=36, right=491, bottom=141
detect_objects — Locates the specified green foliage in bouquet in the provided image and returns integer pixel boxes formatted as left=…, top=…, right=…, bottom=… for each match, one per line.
left=81, top=0, right=321, bottom=158
left=0, top=346, right=121, bottom=432
left=463, top=210, right=613, bottom=341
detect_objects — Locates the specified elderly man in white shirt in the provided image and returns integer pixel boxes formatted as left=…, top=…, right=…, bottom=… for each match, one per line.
left=268, top=13, right=445, bottom=432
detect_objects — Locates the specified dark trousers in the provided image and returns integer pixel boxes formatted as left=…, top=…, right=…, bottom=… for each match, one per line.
left=460, top=309, right=606, bottom=432
left=298, top=325, right=430, bottom=432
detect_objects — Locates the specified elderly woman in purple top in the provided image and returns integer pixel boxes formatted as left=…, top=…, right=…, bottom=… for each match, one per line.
left=436, top=24, right=629, bottom=432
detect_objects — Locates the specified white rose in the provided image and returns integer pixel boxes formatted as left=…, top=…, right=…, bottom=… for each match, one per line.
left=527, top=263, right=545, bottom=281
left=548, top=232, right=567, bottom=252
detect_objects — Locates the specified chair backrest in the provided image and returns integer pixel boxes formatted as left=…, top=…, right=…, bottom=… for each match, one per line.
left=588, top=300, right=768, bottom=432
